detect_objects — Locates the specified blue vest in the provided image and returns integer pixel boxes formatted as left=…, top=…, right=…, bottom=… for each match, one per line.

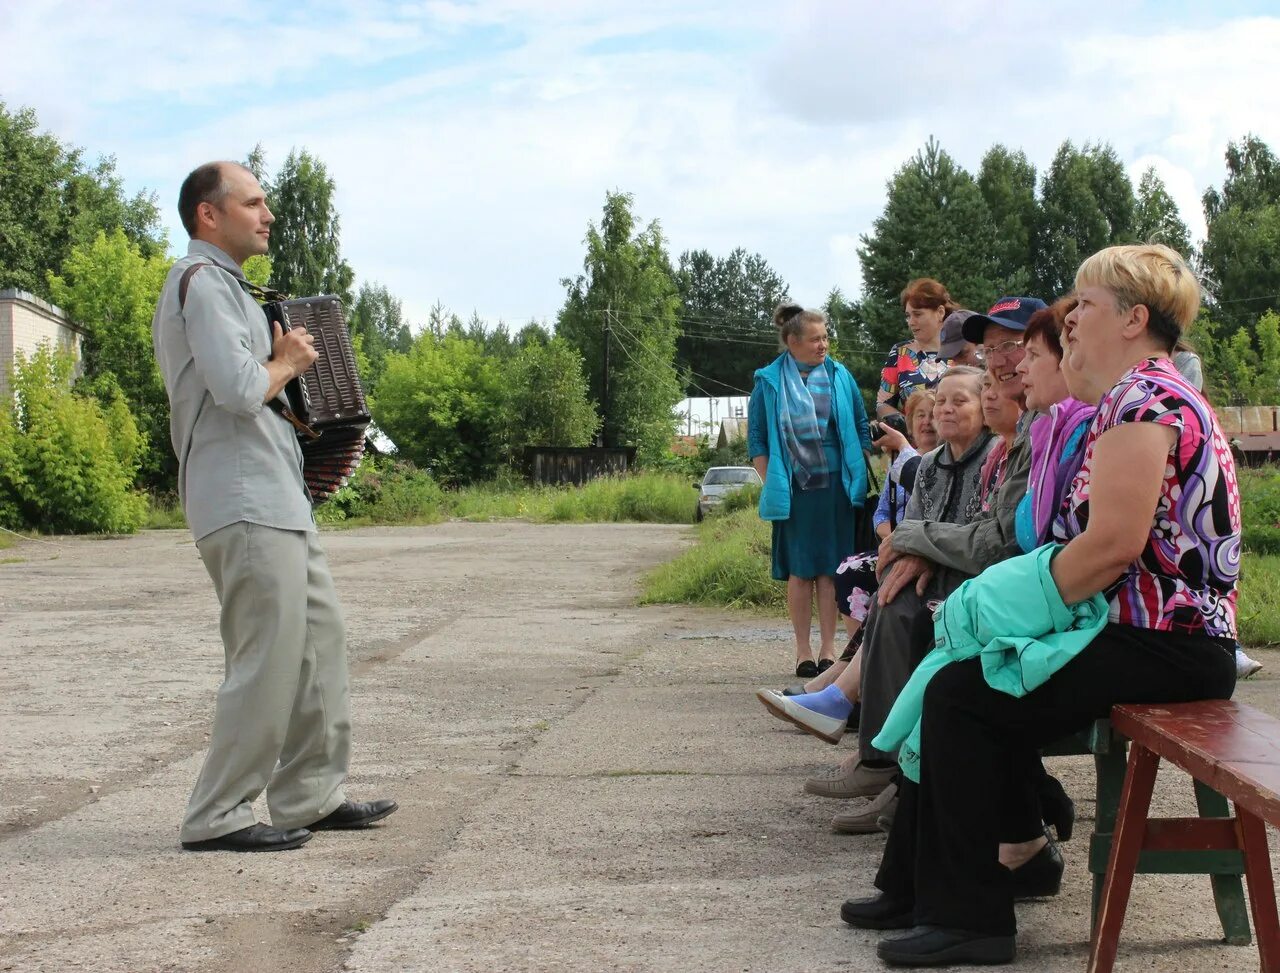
left=752, top=355, right=870, bottom=522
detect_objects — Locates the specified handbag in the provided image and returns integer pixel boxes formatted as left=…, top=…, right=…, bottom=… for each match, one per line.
left=852, top=452, right=881, bottom=554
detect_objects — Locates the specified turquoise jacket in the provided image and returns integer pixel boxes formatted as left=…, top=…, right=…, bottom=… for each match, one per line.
left=871, top=543, right=1109, bottom=782
left=748, top=355, right=871, bottom=522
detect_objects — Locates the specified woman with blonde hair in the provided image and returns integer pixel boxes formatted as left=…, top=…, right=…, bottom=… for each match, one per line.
left=844, top=244, right=1241, bottom=967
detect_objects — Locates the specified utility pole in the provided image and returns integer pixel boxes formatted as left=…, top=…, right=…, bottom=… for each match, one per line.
left=601, top=305, right=611, bottom=448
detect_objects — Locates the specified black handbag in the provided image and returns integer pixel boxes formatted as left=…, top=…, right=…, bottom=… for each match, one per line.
left=853, top=453, right=881, bottom=554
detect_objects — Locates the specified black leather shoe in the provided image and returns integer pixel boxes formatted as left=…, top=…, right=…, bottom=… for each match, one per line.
left=781, top=683, right=807, bottom=697
left=1011, top=837, right=1064, bottom=900
left=840, top=892, right=915, bottom=929
left=816, top=657, right=836, bottom=673
left=305, top=798, right=399, bottom=831
left=876, top=926, right=1015, bottom=966
left=181, top=822, right=312, bottom=852
left=1037, top=773, right=1075, bottom=841
left=795, top=660, right=819, bottom=678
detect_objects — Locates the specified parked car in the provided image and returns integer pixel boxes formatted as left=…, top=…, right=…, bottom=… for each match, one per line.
left=694, top=465, right=762, bottom=521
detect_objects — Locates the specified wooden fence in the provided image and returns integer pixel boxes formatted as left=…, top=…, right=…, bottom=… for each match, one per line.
left=523, top=447, right=638, bottom=486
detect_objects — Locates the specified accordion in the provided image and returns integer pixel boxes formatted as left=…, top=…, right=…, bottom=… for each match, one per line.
left=262, top=295, right=370, bottom=505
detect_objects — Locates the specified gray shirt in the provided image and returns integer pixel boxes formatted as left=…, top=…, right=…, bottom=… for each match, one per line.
left=152, top=240, right=314, bottom=541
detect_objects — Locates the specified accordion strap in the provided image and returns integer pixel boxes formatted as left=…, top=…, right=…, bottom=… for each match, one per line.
left=177, top=262, right=318, bottom=439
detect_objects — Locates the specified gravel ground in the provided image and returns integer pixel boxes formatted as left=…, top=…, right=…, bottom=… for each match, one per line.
left=0, top=521, right=1275, bottom=973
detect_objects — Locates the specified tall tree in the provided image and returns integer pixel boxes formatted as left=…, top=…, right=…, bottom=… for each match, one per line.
left=674, top=247, right=788, bottom=396
left=1200, top=134, right=1280, bottom=332
left=1133, top=167, right=1191, bottom=256
left=503, top=338, right=600, bottom=452
left=46, top=229, right=174, bottom=490
left=856, top=137, right=1001, bottom=346
left=1035, top=141, right=1137, bottom=299
left=556, top=191, right=683, bottom=457
left=977, top=145, right=1039, bottom=294
left=265, top=148, right=355, bottom=305
left=371, top=333, right=506, bottom=485
left=348, top=282, right=411, bottom=391
left=0, top=102, right=163, bottom=299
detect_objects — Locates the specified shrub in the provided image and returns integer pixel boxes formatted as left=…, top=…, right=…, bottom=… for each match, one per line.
left=0, top=346, right=147, bottom=533
left=545, top=473, right=695, bottom=524
left=312, top=455, right=446, bottom=525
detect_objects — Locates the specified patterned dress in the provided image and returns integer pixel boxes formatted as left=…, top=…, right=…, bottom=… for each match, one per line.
left=1052, top=358, right=1241, bottom=638
left=878, top=341, right=948, bottom=414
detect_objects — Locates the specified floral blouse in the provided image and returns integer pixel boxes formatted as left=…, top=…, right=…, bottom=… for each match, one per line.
left=1052, top=358, right=1241, bottom=639
left=878, top=341, right=947, bottom=414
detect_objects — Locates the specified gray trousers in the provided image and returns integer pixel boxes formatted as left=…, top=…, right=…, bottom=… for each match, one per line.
left=858, top=570, right=966, bottom=763
left=181, top=522, right=351, bottom=842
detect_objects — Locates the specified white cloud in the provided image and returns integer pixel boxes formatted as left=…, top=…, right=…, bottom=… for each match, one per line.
left=2, top=1, right=1277, bottom=327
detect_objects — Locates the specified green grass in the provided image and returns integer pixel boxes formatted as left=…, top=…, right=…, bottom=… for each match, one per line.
left=641, top=507, right=1280, bottom=647
left=1240, top=554, right=1280, bottom=646
left=641, top=505, right=781, bottom=611
left=143, top=496, right=187, bottom=530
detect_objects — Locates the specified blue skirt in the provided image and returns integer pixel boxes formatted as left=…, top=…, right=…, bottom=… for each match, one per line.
left=771, top=473, right=856, bottom=581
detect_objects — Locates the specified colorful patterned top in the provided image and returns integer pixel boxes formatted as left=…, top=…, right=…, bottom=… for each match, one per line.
left=1051, top=358, right=1241, bottom=638
left=878, top=341, right=947, bottom=414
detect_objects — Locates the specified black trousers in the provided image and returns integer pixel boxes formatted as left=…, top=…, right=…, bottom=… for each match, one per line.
left=873, top=624, right=1236, bottom=935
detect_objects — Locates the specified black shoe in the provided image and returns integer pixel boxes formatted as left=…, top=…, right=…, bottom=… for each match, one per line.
left=781, top=683, right=807, bottom=697
left=1011, top=837, right=1064, bottom=900
left=1037, top=773, right=1075, bottom=841
left=877, top=926, right=1015, bottom=966
left=795, top=660, right=819, bottom=678
left=817, top=657, right=836, bottom=673
left=181, top=822, right=312, bottom=853
left=847, top=701, right=862, bottom=732
left=840, top=892, right=915, bottom=929
left=305, top=798, right=399, bottom=831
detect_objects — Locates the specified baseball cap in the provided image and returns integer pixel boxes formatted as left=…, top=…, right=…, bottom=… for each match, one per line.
left=938, top=309, right=976, bottom=359
left=961, top=296, right=1049, bottom=344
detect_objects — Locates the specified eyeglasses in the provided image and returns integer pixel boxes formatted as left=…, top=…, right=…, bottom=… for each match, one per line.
left=981, top=339, right=1023, bottom=359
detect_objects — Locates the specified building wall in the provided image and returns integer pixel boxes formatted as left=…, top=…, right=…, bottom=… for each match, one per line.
left=0, top=290, right=84, bottom=401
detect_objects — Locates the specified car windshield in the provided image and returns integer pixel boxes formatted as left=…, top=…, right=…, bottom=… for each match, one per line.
left=704, top=469, right=756, bottom=485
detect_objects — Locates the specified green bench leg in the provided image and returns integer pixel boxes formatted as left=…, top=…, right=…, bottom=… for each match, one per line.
left=1090, top=741, right=1128, bottom=926
left=1087, top=740, right=1252, bottom=946
left=1194, top=780, right=1253, bottom=946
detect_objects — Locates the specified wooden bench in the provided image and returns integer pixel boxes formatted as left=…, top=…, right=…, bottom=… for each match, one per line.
left=1087, top=700, right=1280, bottom=973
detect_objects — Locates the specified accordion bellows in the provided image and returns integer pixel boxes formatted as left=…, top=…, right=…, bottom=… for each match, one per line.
left=264, top=296, right=370, bottom=504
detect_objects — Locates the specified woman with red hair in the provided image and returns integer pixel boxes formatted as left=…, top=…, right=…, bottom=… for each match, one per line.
left=877, top=278, right=956, bottom=419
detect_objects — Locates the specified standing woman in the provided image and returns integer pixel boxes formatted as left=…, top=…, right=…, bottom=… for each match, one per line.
left=749, top=303, right=872, bottom=677
left=877, top=279, right=956, bottom=418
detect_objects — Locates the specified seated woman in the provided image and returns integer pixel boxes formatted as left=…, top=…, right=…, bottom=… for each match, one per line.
left=1014, top=298, right=1095, bottom=552
left=757, top=367, right=994, bottom=748
left=977, top=371, right=1024, bottom=508
left=843, top=244, right=1241, bottom=967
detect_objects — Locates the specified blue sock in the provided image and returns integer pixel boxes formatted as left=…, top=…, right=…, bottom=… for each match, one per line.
left=795, top=683, right=852, bottom=721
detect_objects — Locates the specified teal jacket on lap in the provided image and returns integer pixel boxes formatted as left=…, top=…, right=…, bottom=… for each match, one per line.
left=748, top=354, right=871, bottom=522
left=871, top=542, right=1109, bottom=782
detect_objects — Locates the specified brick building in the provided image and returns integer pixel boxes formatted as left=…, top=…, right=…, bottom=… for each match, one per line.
left=0, top=289, right=84, bottom=400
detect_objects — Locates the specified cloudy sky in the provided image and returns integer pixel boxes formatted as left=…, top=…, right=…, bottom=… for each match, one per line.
left=4, top=0, right=1279, bottom=328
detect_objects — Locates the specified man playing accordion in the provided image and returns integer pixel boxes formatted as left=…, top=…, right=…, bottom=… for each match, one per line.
left=152, top=161, right=396, bottom=852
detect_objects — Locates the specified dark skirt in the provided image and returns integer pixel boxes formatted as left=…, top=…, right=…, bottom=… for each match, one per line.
left=770, top=473, right=856, bottom=581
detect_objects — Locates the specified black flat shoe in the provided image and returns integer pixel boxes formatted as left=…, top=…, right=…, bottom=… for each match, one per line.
left=1011, top=837, right=1064, bottom=900
left=816, top=657, right=835, bottom=673
left=795, top=660, right=819, bottom=678
left=877, top=925, right=1015, bottom=966
left=781, top=683, right=808, bottom=697
left=181, top=822, right=312, bottom=853
left=840, top=892, right=915, bottom=930
left=305, top=798, right=399, bottom=831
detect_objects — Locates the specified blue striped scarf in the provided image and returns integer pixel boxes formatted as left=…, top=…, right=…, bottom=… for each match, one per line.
left=780, top=355, right=833, bottom=490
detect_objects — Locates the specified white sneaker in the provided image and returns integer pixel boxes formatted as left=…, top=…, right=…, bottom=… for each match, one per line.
left=755, top=688, right=846, bottom=744
left=1236, top=648, right=1264, bottom=679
